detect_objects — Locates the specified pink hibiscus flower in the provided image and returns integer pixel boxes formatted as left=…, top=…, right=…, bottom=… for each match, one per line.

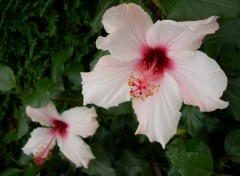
left=22, top=103, right=99, bottom=168
left=81, top=3, right=228, bottom=148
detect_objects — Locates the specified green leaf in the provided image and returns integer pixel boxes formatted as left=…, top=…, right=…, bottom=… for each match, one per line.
left=51, top=47, right=74, bottom=84
left=167, top=138, right=212, bottom=156
left=88, top=159, right=117, bottom=176
left=101, top=101, right=133, bottom=115
left=207, top=19, right=240, bottom=46
left=115, top=149, right=152, bottom=176
left=83, top=146, right=117, bottom=176
left=166, top=138, right=186, bottom=155
left=204, top=115, right=225, bottom=133
left=185, top=139, right=212, bottom=156
left=220, top=53, right=240, bottom=69
left=23, top=163, right=38, bottom=176
left=90, top=0, right=117, bottom=35
left=18, top=153, right=32, bottom=166
left=181, top=105, right=204, bottom=137
left=0, top=168, right=21, bottom=176
left=162, top=0, right=240, bottom=20
left=0, top=65, right=16, bottom=91
left=168, top=152, right=213, bottom=176
left=65, top=61, right=84, bottom=86
left=167, top=166, right=182, bottom=176
left=17, top=107, right=29, bottom=139
left=3, top=132, right=17, bottom=144
left=201, top=19, right=240, bottom=59
left=224, top=129, right=240, bottom=164
left=90, top=50, right=109, bottom=70
left=25, top=79, right=53, bottom=108
left=223, top=76, right=240, bottom=121
left=167, top=138, right=213, bottom=175
left=200, top=40, right=221, bottom=59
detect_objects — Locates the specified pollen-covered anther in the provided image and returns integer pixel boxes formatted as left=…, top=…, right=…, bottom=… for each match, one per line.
left=33, top=145, right=52, bottom=166
left=128, top=73, right=160, bottom=101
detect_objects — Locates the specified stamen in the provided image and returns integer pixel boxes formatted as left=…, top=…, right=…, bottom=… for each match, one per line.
left=128, top=72, right=160, bottom=101
left=128, top=52, right=163, bottom=100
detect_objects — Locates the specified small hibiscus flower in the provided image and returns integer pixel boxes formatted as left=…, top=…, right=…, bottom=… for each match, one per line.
left=81, top=3, right=228, bottom=148
left=22, top=103, right=99, bottom=168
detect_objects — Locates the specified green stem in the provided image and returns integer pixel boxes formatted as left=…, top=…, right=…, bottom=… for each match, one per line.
left=176, top=128, right=187, bottom=135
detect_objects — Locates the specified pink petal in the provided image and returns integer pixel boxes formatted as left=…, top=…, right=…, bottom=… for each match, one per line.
left=101, top=3, right=130, bottom=33
left=132, top=73, right=182, bottom=148
left=146, top=16, right=218, bottom=51
left=96, top=3, right=153, bottom=61
left=168, top=50, right=228, bottom=112
left=81, top=55, right=136, bottom=108
left=22, top=127, right=55, bottom=158
left=57, top=134, right=95, bottom=168
left=61, top=107, right=99, bottom=138
left=178, top=16, right=219, bottom=35
left=26, top=103, right=60, bottom=126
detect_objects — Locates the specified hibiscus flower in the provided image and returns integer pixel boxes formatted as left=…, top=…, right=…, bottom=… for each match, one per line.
left=81, top=3, right=228, bottom=148
left=22, top=103, right=99, bottom=168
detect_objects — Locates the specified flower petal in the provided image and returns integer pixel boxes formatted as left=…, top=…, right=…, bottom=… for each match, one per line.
left=81, top=55, right=135, bottom=108
left=168, top=50, right=228, bottom=112
left=132, top=73, right=182, bottom=148
left=61, top=107, right=99, bottom=138
left=57, top=134, right=95, bottom=168
left=26, top=103, right=60, bottom=126
left=146, top=17, right=218, bottom=51
left=101, top=3, right=130, bottom=33
left=96, top=3, right=153, bottom=61
left=178, top=16, right=219, bottom=35
left=22, top=127, right=55, bottom=158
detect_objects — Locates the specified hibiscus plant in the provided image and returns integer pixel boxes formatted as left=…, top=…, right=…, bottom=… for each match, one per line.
left=0, top=0, right=240, bottom=176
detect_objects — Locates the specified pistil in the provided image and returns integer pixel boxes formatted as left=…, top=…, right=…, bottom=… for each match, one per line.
left=33, top=134, right=56, bottom=166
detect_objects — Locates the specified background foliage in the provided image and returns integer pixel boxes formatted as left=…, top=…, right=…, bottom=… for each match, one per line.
left=0, top=0, right=240, bottom=175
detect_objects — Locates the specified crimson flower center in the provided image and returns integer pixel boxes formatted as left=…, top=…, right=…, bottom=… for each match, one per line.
left=51, top=119, right=68, bottom=138
left=142, top=47, right=171, bottom=74
left=128, top=47, right=172, bottom=100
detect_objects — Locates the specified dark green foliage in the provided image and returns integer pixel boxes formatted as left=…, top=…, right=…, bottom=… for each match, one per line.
left=169, top=152, right=213, bottom=176
left=162, top=0, right=240, bottom=20
left=0, top=0, right=240, bottom=175
left=167, top=139, right=214, bottom=176
left=181, top=105, right=204, bottom=137
left=224, top=129, right=240, bottom=164
left=224, top=76, right=240, bottom=121
left=0, top=65, right=16, bottom=91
